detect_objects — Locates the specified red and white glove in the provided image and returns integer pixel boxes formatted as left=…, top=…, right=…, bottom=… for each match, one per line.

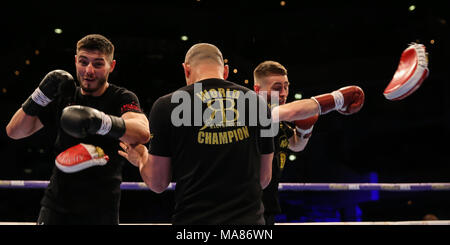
left=295, top=114, right=319, bottom=139
left=311, top=86, right=364, bottom=115
left=55, top=143, right=109, bottom=173
left=383, top=43, right=429, bottom=100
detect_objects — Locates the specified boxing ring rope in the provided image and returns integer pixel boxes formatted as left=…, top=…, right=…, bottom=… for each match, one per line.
left=1, top=180, right=450, bottom=225
left=2, top=180, right=450, bottom=191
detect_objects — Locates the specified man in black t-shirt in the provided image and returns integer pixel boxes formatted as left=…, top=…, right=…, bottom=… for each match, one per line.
left=253, top=61, right=365, bottom=225
left=119, top=43, right=274, bottom=224
left=6, top=34, right=150, bottom=224
left=253, top=61, right=318, bottom=225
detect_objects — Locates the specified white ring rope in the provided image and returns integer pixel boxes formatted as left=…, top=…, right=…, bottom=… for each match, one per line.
left=0, top=220, right=449, bottom=225
left=1, top=180, right=448, bottom=226
left=1, top=180, right=450, bottom=191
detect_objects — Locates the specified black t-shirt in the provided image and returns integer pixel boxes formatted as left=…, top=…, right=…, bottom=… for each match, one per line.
left=262, top=121, right=295, bottom=215
left=149, top=78, right=274, bottom=225
left=38, top=83, right=143, bottom=214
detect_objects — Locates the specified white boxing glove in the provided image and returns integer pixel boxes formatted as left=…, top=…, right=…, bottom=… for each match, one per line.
left=55, top=143, right=109, bottom=173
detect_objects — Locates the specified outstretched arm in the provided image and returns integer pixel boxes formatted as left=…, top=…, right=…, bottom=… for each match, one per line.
left=272, top=99, right=319, bottom=123
left=61, top=105, right=150, bottom=145
left=120, top=111, right=150, bottom=145
left=272, top=85, right=364, bottom=123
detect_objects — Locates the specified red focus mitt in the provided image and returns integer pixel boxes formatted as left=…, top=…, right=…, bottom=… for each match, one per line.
left=311, top=86, right=365, bottom=115
left=384, top=43, right=429, bottom=100
left=55, top=143, right=109, bottom=173
left=295, top=114, right=319, bottom=139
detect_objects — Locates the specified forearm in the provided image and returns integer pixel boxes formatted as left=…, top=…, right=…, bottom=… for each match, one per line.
left=6, top=108, right=43, bottom=139
left=138, top=152, right=153, bottom=189
left=140, top=154, right=171, bottom=193
left=61, top=107, right=150, bottom=142
left=274, top=99, right=319, bottom=122
left=120, top=117, right=151, bottom=145
left=260, top=153, right=273, bottom=189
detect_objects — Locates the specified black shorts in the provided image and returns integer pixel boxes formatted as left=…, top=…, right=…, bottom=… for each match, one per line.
left=37, top=206, right=119, bottom=225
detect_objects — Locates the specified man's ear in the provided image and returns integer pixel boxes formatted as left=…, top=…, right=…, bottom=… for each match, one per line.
left=254, top=84, right=260, bottom=93
left=110, top=60, right=116, bottom=72
left=182, top=63, right=190, bottom=79
left=223, top=64, right=229, bottom=80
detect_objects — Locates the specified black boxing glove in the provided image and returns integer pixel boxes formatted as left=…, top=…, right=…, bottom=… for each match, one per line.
left=60, top=105, right=126, bottom=139
left=22, top=70, right=76, bottom=116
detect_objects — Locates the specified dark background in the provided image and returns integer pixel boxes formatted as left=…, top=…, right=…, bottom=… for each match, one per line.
left=0, top=0, right=449, bottom=223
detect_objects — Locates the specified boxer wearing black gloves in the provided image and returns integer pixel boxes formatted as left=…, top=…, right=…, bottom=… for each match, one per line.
left=61, top=105, right=126, bottom=139
left=22, top=70, right=76, bottom=116
left=6, top=34, right=150, bottom=225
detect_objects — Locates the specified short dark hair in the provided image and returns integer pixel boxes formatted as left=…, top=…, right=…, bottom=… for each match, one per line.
left=253, top=61, right=287, bottom=86
left=253, top=61, right=287, bottom=79
left=76, top=34, right=114, bottom=62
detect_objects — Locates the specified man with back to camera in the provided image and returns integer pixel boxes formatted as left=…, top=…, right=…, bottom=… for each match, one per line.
left=119, top=43, right=275, bottom=224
